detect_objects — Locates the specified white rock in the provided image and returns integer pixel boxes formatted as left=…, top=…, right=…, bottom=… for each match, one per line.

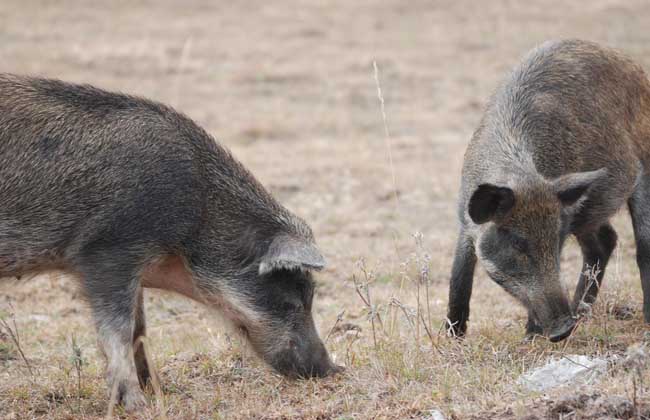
left=425, top=409, right=446, bottom=420
left=518, top=354, right=608, bottom=392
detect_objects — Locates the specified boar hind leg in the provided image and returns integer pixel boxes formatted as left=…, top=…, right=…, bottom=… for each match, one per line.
left=446, top=230, right=477, bottom=337
left=629, top=178, right=650, bottom=323
left=81, top=254, right=147, bottom=411
left=133, top=288, right=150, bottom=388
left=572, top=224, right=618, bottom=309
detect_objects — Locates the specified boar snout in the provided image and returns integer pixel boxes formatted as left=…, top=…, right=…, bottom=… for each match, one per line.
left=270, top=337, right=341, bottom=378
left=534, top=291, right=576, bottom=342
left=548, top=316, right=577, bottom=342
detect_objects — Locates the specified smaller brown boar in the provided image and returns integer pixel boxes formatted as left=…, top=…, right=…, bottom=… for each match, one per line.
left=447, top=39, right=650, bottom=341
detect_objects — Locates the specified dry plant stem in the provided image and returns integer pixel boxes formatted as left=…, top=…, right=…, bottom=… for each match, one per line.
left=424, top=274, right=432, bottom=341
left=390, top=298, right=416, bottom=336
left=578, top=262, right=601, bottom=309
left=373, top=60, right=406, bottom=335
left=71, top=336, right=82, bottom=395
left=389, top=299, right=399, bottom=338
left=367, top=296, right=378, bottom=350
left=561, top=355, right=591, bottom=369
left=104, top=380, right=119, bottom=420
left=600, top=302, right=610, bottom=348
left=0, top=309, right=34, bottom=377
left=372, top=59, right=403, bottom=278
left=414, top=233, right=432, bottom=346
left=345, top=330, right=361, bottom=368
left=360, top=264, right=384, bottom=329
left=372, top=60, right=400, bottom=218
left=418, top=310, right=436, bottom=349
left=560, top=317, right=583, bottom=353
left=353, top=262, right=384, bottom=350
left=70, top=334, right=84, bottom=412
left=632, top=375, right=638, bottom=418
left=134, top=336, right=168, bottom=420
left=324, top=310, right=345, bottom=344
left=415, top=275, right=421, bottom=352
left=557, top=262, right=600, bottom=350
left=417, top=243, right=434, bottom=344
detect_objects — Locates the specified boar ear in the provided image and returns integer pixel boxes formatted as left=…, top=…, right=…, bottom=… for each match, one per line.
left=553, top=168, right=607, bottom=206
left=258, top=235, right=326, bottom=275
left=468, top=184, right=515, bottom=225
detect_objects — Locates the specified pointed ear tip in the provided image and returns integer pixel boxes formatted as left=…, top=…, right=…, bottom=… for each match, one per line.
left=258, top=262, right=271, bottom=276
left=257, top=259, right=327, bottom=276
left=584, top=167, right=607, bottom=178
left=311, top=260, right=327, bottom=271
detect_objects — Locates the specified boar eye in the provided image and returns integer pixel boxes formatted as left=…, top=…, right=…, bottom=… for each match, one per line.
left=498, top=228, right=529, bottom=254
left=281, top=301, right=301, bottom=312
left=511, top=238, right=528, bottom=254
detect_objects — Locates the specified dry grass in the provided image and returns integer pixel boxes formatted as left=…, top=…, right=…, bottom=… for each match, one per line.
left=2, top=0, right=650, bottom=419
left=1, top=230, right=648, bottom=419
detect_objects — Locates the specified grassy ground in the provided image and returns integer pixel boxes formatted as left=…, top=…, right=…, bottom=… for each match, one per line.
left=1, top=1, right=650, bottom=419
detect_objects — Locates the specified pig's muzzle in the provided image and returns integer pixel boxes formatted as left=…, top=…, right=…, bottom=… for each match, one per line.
left=547, top=316, right=577, bottom=342
left=269, top=338, right=343, bottom=378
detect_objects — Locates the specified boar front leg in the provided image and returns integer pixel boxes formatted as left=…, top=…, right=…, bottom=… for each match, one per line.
left=525, top=310, right=543, bottom=338
left=81, top=254, right=147, bottom=411
left=572, top=224, right=617, bottom=310
left=446, top=230, right=477, bottom=337
left=629, top=177, right=650, bottom=323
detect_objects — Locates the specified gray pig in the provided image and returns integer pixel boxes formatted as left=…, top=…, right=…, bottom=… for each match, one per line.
left=447, top=39, right=650, bottom=342
left=0, top=74, right=339, bottom=410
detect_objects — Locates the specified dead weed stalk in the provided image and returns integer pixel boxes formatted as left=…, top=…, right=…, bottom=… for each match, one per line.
left=350, top=233, right=440, bottom=374
left=0, top=304, right=35, bottom=378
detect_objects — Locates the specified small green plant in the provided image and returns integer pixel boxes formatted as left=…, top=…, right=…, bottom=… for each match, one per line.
left=69, top=334, right=85, bottom=400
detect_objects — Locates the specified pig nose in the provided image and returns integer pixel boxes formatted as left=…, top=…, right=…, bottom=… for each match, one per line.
left=272, top=339, right=340, bottom=378
left=302, top=344, right=342, bottom=378
left=309, top=361, right=344, bottom=378
left=548, top=316, right=577, bottom=342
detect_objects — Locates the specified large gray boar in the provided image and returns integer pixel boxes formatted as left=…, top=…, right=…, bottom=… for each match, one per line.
left=447, top=40, right=650, bottom=342
left=0, top=74, right=339, bottom=410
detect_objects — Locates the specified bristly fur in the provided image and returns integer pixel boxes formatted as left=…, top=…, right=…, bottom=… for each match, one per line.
left=448, top=39, right=650, bottom=340
left=0, top=73, right=336, bottom=409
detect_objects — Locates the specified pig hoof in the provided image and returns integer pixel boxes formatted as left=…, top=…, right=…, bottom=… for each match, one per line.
left=525, top=319, right=543, bottom=338
left=111, top=382, right=147, bottom=412
left=445, top=320, right=466, bottom=338
left=121, top=387, right=147, bottom=411
left=136, top=363, right=151, bottom=388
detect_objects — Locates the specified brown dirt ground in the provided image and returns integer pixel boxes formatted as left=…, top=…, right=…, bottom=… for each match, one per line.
left=1, top=1, right=650, bottom=419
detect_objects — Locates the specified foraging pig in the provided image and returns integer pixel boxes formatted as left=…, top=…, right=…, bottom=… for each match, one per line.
left=0, top=74, right=339, bottom=409
left=447, top=39, right=650, bottom=342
